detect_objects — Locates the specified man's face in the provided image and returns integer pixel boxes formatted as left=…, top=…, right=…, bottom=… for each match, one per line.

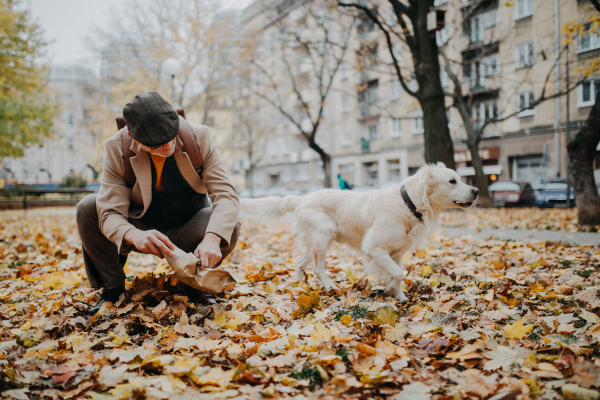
left=129, top=132, right=176, bottom=158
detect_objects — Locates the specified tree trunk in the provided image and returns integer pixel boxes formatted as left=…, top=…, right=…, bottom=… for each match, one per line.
left=308, top=139, right=332, bottom=188
left=412, top=0, right=455, bottom=169
left=453, top=97, right=493, bottom=207
left=567, top=90, right=600, bottom=225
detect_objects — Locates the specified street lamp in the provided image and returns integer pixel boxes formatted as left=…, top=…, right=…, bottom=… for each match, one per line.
left=162, top=57, right=182, bottom=104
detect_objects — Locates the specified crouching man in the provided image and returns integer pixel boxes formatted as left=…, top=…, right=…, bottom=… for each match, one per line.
left=76, top=92, right=240, bottom=314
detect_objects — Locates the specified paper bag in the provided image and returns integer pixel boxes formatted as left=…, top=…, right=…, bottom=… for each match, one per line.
left=161, top=245, right=237, bottom=294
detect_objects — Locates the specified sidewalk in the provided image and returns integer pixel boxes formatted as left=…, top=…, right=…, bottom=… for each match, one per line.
left=239, top=212, right=600, bottom=246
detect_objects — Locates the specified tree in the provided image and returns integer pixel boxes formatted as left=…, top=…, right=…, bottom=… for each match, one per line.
left=244, top=1, right=355, bottom=188
left=0, top=0, right=58, bottom=158
left=566, top=1, right=600, bottom=225
left=86, top=0, right=241, bottom=145
left=338, top=0, right=455, bottom=169
left=439, top=1, right=585, bottom=207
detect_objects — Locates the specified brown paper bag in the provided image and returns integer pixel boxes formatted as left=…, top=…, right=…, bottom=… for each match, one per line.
left=161, top=246, right=237, bottom=294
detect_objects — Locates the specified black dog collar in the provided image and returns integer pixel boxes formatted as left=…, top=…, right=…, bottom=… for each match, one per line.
left=400, top=185, right=423, bottom=222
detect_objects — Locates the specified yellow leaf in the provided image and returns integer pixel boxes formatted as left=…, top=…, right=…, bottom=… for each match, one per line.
left=194, top=366, right=235, bottom=389
left=212, top=313, right=228, bottom=328
left=223, top=311, right=250, bottom=329
left=530, top=283, right=544, bottom=293
left=345, top=268, right=358, bottom=284
left=340, top=315, right=353, bottom=325
left=421, top=265, right=432, bottom=277
left=41, top=271, right=80, bottom=290
left=264, top=281, right=278, bottom=293
left=429, top=278, right=440, bottom=287
left=504, top=319, right=533, bottom=340
left=374, top=307, right=399, bottom=325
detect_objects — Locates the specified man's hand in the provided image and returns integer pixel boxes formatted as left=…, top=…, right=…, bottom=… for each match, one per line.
left=194, top=232, right=222, bottom=269
left=124, top=229, right=175, bottom=258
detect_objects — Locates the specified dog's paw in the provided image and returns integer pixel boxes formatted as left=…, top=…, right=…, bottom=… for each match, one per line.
left=321, top=277, right=337, bottom=292
left=395, top=288, right=408, bottom=302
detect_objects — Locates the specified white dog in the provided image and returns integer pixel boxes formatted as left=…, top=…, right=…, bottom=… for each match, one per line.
left=240, top=163, right=478, bottom=301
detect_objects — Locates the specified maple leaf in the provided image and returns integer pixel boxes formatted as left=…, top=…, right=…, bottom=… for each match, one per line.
left=504, top=319, right=534, bottom=339
left=446, top=342, right=483, bottom=361
left=373, top=307, right=399, bottom=325
left=340, top=314, right=353, bottom=325
left=41, top=271, right=80, bottom=290
left=483, top=346, right=520, bottom=371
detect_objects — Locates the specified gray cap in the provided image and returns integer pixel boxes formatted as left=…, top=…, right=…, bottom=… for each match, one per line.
left=123, top=92, right=179, bottom=147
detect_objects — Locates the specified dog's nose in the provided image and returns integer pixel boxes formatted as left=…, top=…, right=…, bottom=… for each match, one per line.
left=473, top=188, right=479, bottom=196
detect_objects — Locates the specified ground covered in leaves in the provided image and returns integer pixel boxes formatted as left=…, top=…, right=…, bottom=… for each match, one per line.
left=1, top=207, right=600, bottom=399
left=440, top=207, right=600, bottom=232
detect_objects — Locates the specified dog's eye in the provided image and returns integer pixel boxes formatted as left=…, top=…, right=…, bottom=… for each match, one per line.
left=449, top=179, right=457, bottom=185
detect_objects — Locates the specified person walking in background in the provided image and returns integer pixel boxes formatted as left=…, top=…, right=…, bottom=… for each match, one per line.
left=338, top=174, right=352, bottom=190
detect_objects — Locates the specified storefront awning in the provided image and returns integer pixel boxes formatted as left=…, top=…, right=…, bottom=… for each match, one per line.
left=456, top=165, right=503, bottom=177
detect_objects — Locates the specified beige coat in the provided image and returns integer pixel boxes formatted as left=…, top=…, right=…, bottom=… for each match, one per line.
left=96, top=123, right=240, bottom=253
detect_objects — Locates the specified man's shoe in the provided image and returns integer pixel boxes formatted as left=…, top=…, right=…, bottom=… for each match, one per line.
left=89, top=284, right=125, bottom=315
left=184, top=286, right=217, bottom=306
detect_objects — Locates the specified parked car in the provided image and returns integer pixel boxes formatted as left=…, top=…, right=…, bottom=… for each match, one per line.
left=283, top=189, right=304, bottom=197
left=535, top=182, right=575, bottom=208
left=488, top=181, right=535, bottom=207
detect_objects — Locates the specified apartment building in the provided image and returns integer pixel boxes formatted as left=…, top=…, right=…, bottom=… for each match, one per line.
left=234, top=0, right=600, bottom=192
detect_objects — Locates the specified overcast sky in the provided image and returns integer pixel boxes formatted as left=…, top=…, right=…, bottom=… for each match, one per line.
left=27, top=0, right=253, bottom=68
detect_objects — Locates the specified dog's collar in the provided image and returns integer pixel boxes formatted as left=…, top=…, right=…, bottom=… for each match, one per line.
left=400, top=185, right=423, bottom=222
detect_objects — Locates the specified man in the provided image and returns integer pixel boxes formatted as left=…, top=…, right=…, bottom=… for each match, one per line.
left=76, top=92, right=240, bottom=314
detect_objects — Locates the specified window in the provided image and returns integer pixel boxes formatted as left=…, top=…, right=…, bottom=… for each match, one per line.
left=386, top=7, right=397, bottom=26
left=579, top=79, right=600, bottom=107
left=471, top=101, right=499, bottom=128
left=436, top=27, right=448, bottom=46
left=389, top=118, right=402, bottom=138
left=514, top=0, right=534, bottom=20
left=315, top=130, right=327, bottom=149
left=368, top=123, right=379, bottom=140
left=440, top=68, right=449, bottom=88
left=515, top=42, right=534, bottom=68
left=67, top=111, right=74, bottom=126
left=411, top=111, right=424, bottom=134
left=341, top=94, right=350, bottom=113
left=295, top=163, right=310, bottom=181
left=316, top=160, right=325, bottom=179
left=579, top=23, right=600, bottom=52
left=470, top=9, right=499, bottom=43
left=281, top=138, right=290, bottom=155
left=281, top=165, right=291, bottom=182
left=340, top=62, right=350, bottom=80
left=482, top=53, right=500, bottom=76
left=434, top=0, right=449, bottom=5
left=271, top=140, right=278, bottom=157
left=389, top=80, right=401, bottom=101
left=516, top=91, right=535, bottom=117
left=340, top=126, right=351, bottom=146
left=366, top=85, right=379, bottom=103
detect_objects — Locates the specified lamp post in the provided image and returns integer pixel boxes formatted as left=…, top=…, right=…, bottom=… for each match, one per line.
left=162, top=57, right=182, bottom=105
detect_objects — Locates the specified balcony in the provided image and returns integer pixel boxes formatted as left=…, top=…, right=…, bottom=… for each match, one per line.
left=358, top=103, right=380, bottom=120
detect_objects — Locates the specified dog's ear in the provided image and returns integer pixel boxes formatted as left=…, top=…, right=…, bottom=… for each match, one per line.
left=419, top=165, right=438, bottom=194
left=436, top=162, right=446, bottom=169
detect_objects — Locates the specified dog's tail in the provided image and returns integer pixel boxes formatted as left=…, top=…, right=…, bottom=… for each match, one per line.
left=240, top=196, right=302, bottom=219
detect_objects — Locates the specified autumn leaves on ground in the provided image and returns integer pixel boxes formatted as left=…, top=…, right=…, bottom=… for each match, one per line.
left=0, top=208, right=599, bottom=400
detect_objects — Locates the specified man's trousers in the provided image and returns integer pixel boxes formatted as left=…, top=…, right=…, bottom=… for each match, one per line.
left=76, top=194, right=240, bottom=290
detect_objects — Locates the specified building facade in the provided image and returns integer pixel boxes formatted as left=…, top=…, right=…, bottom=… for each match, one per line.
left=234, top=0, right=600, bottom=193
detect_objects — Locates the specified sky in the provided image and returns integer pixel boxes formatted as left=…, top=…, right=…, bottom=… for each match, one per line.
left=27, top=0, right=254, bottom=68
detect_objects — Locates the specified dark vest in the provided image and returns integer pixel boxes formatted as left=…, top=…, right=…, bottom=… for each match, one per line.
left=141, top=156, right=209, bottom=229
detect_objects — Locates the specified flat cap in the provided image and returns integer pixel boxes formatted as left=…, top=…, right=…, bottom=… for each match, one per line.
left=123, top=92, right=179, bottom=147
